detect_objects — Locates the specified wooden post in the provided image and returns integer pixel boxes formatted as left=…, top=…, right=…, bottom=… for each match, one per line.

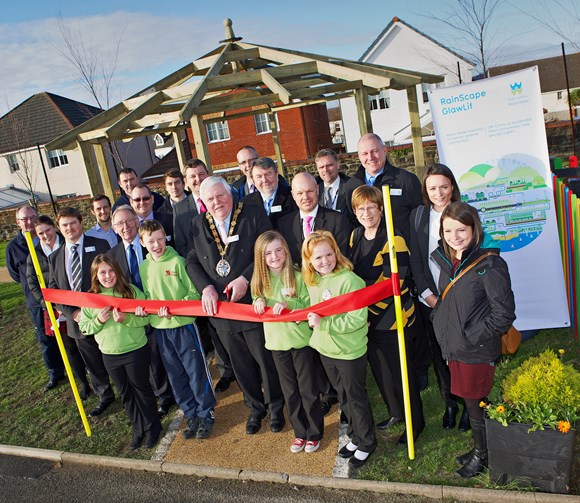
left=172, top=131, right=187, bottom=171
left=268, top=112, right=284, bottom=175
left=78, top=140, right=104, bottom=196
left=189, top=114, right=212, bottom=174
left=93, top=142, right=115, bottom=202
left=406, top=85, right=425, bottom=180
left=354, top=86, right=373, bottom=137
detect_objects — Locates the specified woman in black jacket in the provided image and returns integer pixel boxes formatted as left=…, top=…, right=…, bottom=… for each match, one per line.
left=431, top=202, right=515, bottom=478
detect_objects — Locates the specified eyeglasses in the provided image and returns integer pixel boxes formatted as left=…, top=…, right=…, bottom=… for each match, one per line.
left=239, top=157, right=259, bottom=166
left=113, top=218, right=138, bottom=227
left=355, top=205, right=380, bottom=216
left=131, top=196, right=151, bottom=203
left=17, top=216, right=37, bottom=222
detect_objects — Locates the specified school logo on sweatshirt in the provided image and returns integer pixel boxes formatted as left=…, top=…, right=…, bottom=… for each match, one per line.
left=165, top=269, right=177, bottom=277
left=322, top=289, right=332, bottom=301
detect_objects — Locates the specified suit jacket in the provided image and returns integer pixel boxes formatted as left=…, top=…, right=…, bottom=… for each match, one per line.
left=243, top=184, right=297, bottom=230
left=108, top=240, right=148, bottom=282
left=173, top=194, right=200, bottom=257
left=185, top=203, right=272, bottom=332
left=409, top=204, right=439, bottom=299
left=278, top=206, right=352, bottom=265
left=352, top=161, right=422, bottom=243
left=6, top=232, right=39, bottom=308
left=317, top=172, right=363, bottom=227
left=48, top=235, right=111, bottom=338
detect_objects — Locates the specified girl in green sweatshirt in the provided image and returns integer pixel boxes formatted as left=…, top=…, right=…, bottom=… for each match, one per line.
left=251, top=231, right=323, bottom=454
left=302, top=231, right=376, bottom=469
left=79, top=254, right=161, bottom=451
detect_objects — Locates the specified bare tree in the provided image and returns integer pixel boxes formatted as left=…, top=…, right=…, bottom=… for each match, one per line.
left=423, top=0, right=504, bottom=77
left=508, top=0, right=580, bottom=51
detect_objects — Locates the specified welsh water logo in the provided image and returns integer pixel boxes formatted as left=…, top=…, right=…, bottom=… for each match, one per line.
left=510, top=82, right=523, bottom=95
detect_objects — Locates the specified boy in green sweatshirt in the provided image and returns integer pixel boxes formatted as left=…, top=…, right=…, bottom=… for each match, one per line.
left=138, top=220, right=215, bottom=440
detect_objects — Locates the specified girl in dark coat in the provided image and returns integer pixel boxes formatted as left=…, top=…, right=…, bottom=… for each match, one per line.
left=431, top=202, right=515, bottom=478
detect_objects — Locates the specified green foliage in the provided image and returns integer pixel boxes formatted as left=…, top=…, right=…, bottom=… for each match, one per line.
left=485, top=349, right=580, bottom=432
left=0, top=241, right=7, bottom=267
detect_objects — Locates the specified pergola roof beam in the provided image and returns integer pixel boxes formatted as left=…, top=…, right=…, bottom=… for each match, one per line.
left=129, top=62, right=197, bottom=99
left=260, top=70, right=291, bottom=104
left=105, top=92, right=166, bottom=137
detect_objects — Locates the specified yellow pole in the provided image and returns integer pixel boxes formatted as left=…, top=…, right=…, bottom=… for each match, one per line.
left=24, top=231, right=92, bottom=437
left=381, top=186, right=414, bottom=459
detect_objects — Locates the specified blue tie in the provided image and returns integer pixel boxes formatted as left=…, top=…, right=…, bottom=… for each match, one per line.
left=264, top=197, right=274, bottom=215
left=128, top=244, right=142, bottom=290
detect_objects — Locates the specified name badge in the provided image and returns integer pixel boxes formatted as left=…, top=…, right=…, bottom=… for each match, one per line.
left=322, top=289, right=332, bottom=301
left=84, top=246, right=96, bottom=252
left=271, top=205, right=282, bottom=213
left=228, top=235, right=240, bottom=243
left=391, top=188, right=402, bottom=196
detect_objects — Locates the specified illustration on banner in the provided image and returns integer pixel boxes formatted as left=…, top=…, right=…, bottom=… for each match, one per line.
left=458, top=157, right=550, bottom=252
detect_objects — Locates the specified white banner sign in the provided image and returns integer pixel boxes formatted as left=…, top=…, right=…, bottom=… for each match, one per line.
left=429, top=67, right=569, bottom=330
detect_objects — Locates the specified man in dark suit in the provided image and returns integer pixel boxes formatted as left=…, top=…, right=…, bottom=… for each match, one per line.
left=185, top=176, right=284, bottom=435
left=231, top=146, right=288, bottom=200
left=243, top=157, right=296, bottom=230
left=353, top=133, right=422, bottom=244
left=108, top=205, right=175, bottom=417
left=173, top=159, right=235, bottom=393
left=156, top=168, right=188, bottom=220
left=48, top=207, right=115, bottom=417
left=7, top=206, right=65, bottom=392
left=112, top=168, right=165, bottom=213
left=278, top=172, right=352, bottom=265
left=315, top=148, right=363, bottom=227
left=129, top=183, right=174, bottom=247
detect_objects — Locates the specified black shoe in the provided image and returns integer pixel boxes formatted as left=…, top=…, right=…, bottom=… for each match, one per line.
left=158, top=400, right=174, bottom=418
left=129, top=433, right=145, bottom=451
left=214, top=376, right=235, bottom=393
left=417, top=373, right=429, bottom=391
left=320, top=400, right=333, bottom=416
left=456, top=452, right=487, bottom=478
left=183, top=417, right=199, bottom=439
left=348, top=451, right=372, bottom=469
left=246, top=414, right=264, bottom=435
left=44, top=377, right=62, bottom=392
left=376, top=417, right=403, bottom=430
left=458, top=407, right=471, bottom=432
left=270, top=412, right=285, bottom=433
left=339, top=411, right=348, bottom=425
left=145, top=428, right=162, bottom=449
left=456, top=448, right=475, bottom=466
left=88, top=399, right=113, bottom=417
left=443, top=406, right=459, bottom=429
left=79, top=382, right=91, bottom=401
left=338, top=444, right=357, bottom=459
left=397, top=428, right=423, bottom=445
left=196, top=418, right=214, bottom=439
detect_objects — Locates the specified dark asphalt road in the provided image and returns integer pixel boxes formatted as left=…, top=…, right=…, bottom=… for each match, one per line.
left=0, top=454, right=443, bottom=503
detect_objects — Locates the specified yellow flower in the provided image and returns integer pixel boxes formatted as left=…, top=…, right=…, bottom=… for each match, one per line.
left=496, top=405, right=506, bottom=414
left=558, top=421, right=571, bottom=433
left=558, top=349, right=565, bottom=355
left=479, top=401, right=487, bottom=408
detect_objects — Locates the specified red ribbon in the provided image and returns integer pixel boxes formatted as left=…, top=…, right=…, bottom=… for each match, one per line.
left=41, top=280, right=394, bottom=323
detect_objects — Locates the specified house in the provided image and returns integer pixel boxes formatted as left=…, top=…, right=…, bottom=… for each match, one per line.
left=486, top=51, right=580, bottom=122
left=0, top=92, right=156, bottom=203
left=340, top=17, right=474, bottom=152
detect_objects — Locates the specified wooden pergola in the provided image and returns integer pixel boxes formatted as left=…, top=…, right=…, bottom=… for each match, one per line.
left=46, top=19, right=443, bottom=202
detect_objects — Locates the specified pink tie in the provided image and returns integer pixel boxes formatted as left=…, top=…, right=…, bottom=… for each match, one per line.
left=218, top=222, right=228, bottom=243
left=303, top=216, right=313, bottom=238
left=198, top=198, right=207, bottom=213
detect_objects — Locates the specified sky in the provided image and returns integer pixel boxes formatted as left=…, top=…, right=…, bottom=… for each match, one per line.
left=1, top=0, right=578, bottom=116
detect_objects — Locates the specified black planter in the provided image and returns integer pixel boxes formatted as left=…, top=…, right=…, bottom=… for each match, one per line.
left=486, top=419, right=576, bottom=493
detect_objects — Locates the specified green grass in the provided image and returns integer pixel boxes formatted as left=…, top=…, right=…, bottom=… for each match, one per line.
left=361, top=328, right=580, bottom=494
left=0, top=281, right=578, bottom=493
left=0, top=241, right=7, bottom=267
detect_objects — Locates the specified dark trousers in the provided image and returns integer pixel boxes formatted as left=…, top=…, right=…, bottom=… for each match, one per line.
left=215, top=324, right=283, bottom=417
left=418, top=302, right=457, bottom=408
left=320, top=353, right=377, bottom=453
left=272, top=347, right=323, bottom=441
left=102, top=344, right=161, bottom=437
left=199, top=317, right=233, bottom=380
left=146, top=328, right=173, bottom=407
left=28, top=307, right=65, bottom=380
left=367, top=328, right=425, bottom=433
left=154, top=324, right=215, bottom=421
left=75, top=335, right=115, bottom=403
left=411, top=298, right=432, bottom=377
left=61, top=333, right=89, bottom=387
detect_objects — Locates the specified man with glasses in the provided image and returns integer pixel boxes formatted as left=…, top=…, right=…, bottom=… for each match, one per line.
left=129, top=183, right=174, bottom=247
left=109, top=205, right=175, bottom=417
left=7, top=205, right=65, bottom=392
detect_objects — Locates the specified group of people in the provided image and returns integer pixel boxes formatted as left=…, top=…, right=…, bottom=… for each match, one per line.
left=7, top=133, right=515, bottom=475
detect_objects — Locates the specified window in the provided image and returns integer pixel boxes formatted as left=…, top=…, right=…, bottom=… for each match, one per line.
left=254, top=113, right=271, bottom=134
left=154, top=133, right=165, bottom=147
left=422, top=83, right=430, bottom=103
left=7, top=154, right=19, bottom=173
left=368, top=90, right=390, bottom=110
left=206, top=121, right=230, bottom=142
left=557, top=91, right=563, bottom=100
left=47, top=149, right=69, bottom=168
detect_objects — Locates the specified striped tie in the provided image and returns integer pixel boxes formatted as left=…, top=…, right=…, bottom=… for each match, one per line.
left=70, top=244, right=82, bottom=292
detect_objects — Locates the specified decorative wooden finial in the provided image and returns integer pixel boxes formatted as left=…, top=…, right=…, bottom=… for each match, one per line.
left=220, top=18, right=242, bottom=44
